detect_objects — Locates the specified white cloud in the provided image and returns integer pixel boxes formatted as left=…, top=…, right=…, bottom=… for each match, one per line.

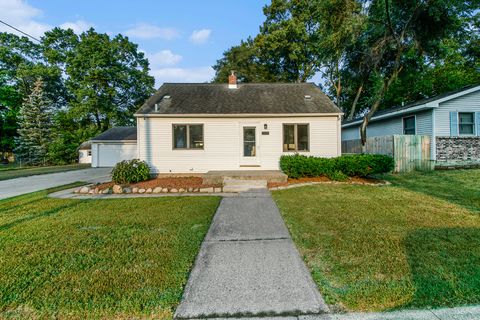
left=151, top=66, right=214, bottom=86
left=0, top=0, right=51, bottom=38
left=60, top=20, right=94, bottom=34
left=125, top=23, right=179, bottom=40
left=189, top=29, right=211, bottom=44
left=147, top=50, right=182, bottom=68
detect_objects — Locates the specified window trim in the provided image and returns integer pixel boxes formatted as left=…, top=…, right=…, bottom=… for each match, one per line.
left=402, top=115, right=416, bottom=135
left=282, top=123, right=310, bottom=152
left=458, top=112, right=475, bottom=136
left=172, top=124, right=204, bottom=150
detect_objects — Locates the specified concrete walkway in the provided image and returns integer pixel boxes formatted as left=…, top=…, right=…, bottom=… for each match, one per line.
left=0, top=168, right=111, bottom=200
left=174, top=188, right=328, bottom=319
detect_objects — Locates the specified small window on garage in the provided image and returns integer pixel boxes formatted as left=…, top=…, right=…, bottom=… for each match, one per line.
left=173, top=124, right=204, bottom=149
left=283, top=124, right=309, bottom=152
left=403, top=116, right=416, bottom=135
left=459, top=112, right=475, bottom=135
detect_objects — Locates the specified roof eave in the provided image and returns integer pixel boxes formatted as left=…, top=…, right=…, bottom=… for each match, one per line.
left=134, top=112, right=343, bottom=118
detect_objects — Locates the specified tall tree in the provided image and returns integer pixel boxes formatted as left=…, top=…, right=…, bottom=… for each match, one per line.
left=213, top=38, right=278, bottom=83
left=14, top=79, right=53, bottom=165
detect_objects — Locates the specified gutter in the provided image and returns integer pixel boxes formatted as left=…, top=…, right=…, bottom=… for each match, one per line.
left=134, top=112, right=344, bottom=118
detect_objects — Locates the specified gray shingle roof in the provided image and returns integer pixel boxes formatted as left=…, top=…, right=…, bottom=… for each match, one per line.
left=136, top=83, right=341, bottom=115
left=90, top=127, right=137, bottom=141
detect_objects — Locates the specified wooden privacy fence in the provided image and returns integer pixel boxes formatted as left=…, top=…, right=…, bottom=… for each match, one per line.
left=342, top=135, right=435, bottom=173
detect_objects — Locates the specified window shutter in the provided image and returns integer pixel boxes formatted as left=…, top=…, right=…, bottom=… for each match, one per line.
left=476, top=112, right=480, bottom=136
left=450, top=111, right=458, bottom=136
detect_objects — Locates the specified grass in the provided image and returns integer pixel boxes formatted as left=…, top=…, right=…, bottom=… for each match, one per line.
left=272, top=170, right=480, bottom=312
left=0, top=187, right=220, bottom=319
left=380, top=169, right=480, bottom=213
left=0, top=164, right=91, bottom=181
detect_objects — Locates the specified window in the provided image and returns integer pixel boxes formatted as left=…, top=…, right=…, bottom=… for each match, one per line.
left=459, top=112, right=475, bottom=135
left=403, top=116, right=416, bottom=135
left=243, top=127, right=256, bottom=157
left=283, top=124, right=309, bottom=152
left=87, top=150, right=92, bottom=156
left=173, top=124, right=204, bottom=149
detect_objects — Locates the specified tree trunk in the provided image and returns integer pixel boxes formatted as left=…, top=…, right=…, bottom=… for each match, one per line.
left=348, top=82, right=363, bottom=120
left=360, top=66, right=403, bottom=145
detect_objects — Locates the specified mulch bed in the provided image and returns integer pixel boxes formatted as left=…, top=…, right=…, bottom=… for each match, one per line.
left=268, top=176, right=382, bottom=188
left=95, top=177, right=220, bottom=190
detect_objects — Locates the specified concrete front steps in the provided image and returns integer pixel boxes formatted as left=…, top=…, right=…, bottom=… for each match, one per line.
left=222, top=179, right=268, bottom=193
left=203, top=170, right=287, bottom=185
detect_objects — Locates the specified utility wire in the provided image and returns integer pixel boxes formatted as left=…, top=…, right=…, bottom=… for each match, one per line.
left=0, top=19, right=41, bottom=42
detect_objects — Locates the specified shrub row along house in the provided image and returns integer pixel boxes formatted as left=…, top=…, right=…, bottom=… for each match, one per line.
left=342, top=85, right=480, bottom=166
left=87, top=73, right=343, bottom=171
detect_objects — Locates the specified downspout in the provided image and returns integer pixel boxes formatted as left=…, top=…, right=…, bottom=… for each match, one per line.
left=431, top=108, right=436, bottom=161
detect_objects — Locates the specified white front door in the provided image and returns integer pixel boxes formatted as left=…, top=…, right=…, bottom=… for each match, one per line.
left=239, top=124, right=260, bottom=167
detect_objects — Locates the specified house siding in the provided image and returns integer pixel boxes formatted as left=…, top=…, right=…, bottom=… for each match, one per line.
left=342, top=110, right=433, bottom=138
left=138, top=116, right=341, bottom=173
left=435, top=90, right=480, bottom=136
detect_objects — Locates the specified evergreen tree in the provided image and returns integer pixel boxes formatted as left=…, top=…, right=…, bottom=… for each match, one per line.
left=14, top=79, right=53, bottom=165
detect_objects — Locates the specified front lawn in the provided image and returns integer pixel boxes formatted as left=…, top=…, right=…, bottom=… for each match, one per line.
left=272, top=175, right=480, bottom=312
left=381, top=169, right=480, bottom=213
left=0, top=188, right=220, bottom=319
left=0, top=163, right=91, bottom=181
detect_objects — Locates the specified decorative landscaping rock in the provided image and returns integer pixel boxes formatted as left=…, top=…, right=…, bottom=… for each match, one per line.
left=79, top=186, right=90, bottom=194
left=88, top=189, right=95, bottom=194
left=188, top=187, right=193, bottom=192
left=123, top=187, right=132, bottom=194
left=161, top=188, right=169, bottom=193
left=153, top=187, right=162, bottom=193
left=170, top=188, right=178, bottom=193
left=138, top=188, right=146, bottom=194
left=214, top=187, right=222, bottom=193
left=200, top=187, right=214, bottom=193
left=178, top=188, right=185, bottom=193
left=132, top=187, right=139, bottom=193
left=102, top=188, right=111, bottom=194
left=112, top=185, right=123, bottom=194
left=146, top=188, right=152, bottom=193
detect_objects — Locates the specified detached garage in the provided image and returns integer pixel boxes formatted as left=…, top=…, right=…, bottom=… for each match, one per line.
left=91, top=127, right=137, bottom=167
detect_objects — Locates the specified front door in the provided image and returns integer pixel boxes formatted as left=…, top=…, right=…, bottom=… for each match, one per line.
left=240, top=124, right=260, bottom=167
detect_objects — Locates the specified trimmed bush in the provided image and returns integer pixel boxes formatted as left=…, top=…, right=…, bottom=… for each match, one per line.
left=111, top=159, right=151, bottom=184
left=280, top=154, right=394, bottom=180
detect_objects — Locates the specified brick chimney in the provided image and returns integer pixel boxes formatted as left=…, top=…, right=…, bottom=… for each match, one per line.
left=228, top=70, right=237, bottom=89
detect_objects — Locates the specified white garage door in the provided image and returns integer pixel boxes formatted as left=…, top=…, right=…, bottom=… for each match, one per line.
left=97, top=143, right=137, bottom=167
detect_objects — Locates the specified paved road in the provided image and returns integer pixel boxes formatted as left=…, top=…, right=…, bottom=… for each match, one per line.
left=175, top=188, right=328, bottom=319
left=0, top=168, right=111, bottom=200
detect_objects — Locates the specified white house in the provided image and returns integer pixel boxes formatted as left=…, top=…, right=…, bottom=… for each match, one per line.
left=91, top=74, right=342, bottom=171
left=342, top=85, right=480, bottom=165
left=78, top=141, right=92, bottom=164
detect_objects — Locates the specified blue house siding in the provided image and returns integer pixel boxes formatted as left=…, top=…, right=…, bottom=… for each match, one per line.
left=435, top=90, right=480, bottom=136
left=342, top=110, right=433, bottom=138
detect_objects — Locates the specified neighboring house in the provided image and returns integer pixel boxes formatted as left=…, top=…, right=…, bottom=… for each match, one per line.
left=92, top=74, right=341, bottom=172
left=78, top=141, right=92, bottom=164
left=90, top=127, right=137, bottom=167
left=342, top=85, right=480, bottom=165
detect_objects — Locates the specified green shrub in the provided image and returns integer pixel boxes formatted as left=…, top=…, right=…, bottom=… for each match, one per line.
left=111, top=159, right=151, bottom=184
left=280, top=154, right=394, bottom=180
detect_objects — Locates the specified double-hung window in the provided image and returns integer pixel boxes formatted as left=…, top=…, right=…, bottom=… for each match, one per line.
left=283, top=124, right=309, bottom=152
left=173, top=124, right=204, bottom=149
left=403, top=116, right=416, bottom=135
left=459, top=112, right=475, bottom=135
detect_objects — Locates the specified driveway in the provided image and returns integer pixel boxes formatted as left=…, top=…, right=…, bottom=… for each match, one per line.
left=0, top=168, right=111, bottom=200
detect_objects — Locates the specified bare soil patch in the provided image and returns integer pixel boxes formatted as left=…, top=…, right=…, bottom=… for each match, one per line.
left=268, top=176, right=382, bottom=188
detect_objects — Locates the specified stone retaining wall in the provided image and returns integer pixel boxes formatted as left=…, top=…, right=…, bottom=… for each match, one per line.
left=436, top=136, right=480, bottom=165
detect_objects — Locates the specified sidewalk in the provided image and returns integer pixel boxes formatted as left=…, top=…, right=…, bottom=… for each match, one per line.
left=174, top=188, right=329, bottom=319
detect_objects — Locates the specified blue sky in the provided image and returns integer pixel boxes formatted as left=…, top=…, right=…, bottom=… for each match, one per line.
left=0, top=0, right=270, bottom=86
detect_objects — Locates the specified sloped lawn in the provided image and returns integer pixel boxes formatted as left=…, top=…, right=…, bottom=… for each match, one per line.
left=0, top=187, right=220, bottom=319
left=272, top=175, right=480, bottom=312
